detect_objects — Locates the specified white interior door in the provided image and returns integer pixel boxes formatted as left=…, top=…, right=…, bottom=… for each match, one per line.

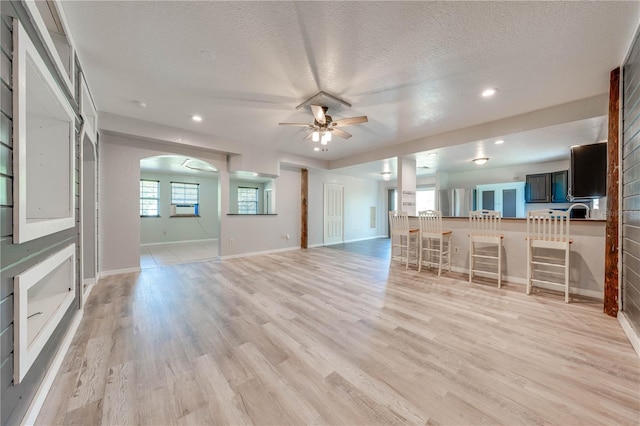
left=324, top=183, right=344, bottom=245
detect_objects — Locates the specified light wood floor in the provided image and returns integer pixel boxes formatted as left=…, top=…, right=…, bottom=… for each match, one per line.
left=37, top=246, right=639, bottom=425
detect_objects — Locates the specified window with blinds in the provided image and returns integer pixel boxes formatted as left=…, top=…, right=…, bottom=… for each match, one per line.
left=170, top=182, right=199, bottom=216
left=238, top=187, right=258, bottom=214
left=140, top=180, right=160, bottom=217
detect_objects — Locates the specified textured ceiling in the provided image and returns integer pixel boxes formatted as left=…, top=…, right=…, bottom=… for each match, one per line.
left=61, top=1, right=639, bottom=171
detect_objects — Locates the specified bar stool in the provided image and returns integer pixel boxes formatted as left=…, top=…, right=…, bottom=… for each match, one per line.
left=526, top=209, right=572, bottom=303
left=388, top=210, right=419, bottom=269
left=468, top=210, right=503, bottom=288
left=417, top=210, right=452, bottom=276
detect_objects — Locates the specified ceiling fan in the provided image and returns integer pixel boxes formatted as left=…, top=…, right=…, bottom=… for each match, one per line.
left=279, top=104, right=368, bottom=145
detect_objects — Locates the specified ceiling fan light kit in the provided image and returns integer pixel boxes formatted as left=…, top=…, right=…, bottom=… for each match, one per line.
left=279, top=92, right=369, bottom=149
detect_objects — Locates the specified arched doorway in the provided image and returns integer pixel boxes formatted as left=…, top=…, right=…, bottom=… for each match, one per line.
left=139, top=155, right=220, bottom=268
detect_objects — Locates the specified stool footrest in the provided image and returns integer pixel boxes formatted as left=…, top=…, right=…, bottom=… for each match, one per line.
left=530, top=278, right=566, bottom=287
left=531, top=260, right=567, bottom=267
left=471, top=254, right=499, bottom=259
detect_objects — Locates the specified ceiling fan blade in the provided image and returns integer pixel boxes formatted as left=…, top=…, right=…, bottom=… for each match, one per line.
left=279, top=122, right=312, bottom=127
left=310, top=104, right=326, bottom=124
left=332, top=116, right=368, bottom=127
left=331, top=128, right=352, bottom=139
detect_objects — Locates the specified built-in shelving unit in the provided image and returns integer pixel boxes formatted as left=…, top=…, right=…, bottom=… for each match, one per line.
left=13, top=20, right=76, bottom=243
left=14, top=244, right=76, bottom=384
left=23, top=0, right=76, bottom=94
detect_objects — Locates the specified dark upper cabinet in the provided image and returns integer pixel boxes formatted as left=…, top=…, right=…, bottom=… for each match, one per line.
left=551, top=170, right=569, bottom=203
left=526, top=171, right=569, bottom=203
left=525, top=173, right=551, bottom=203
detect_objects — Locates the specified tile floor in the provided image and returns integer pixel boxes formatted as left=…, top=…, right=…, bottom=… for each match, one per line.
left=140, top=239, right=219, bottom=269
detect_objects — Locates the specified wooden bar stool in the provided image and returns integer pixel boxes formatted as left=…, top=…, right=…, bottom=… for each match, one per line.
left=469, top=210, right=504, bottom=287
left=417, top=210, right=452, bottom=276
left=526, top=209, right=572, bottom=303
left=388, top=210, right=419, bottom=269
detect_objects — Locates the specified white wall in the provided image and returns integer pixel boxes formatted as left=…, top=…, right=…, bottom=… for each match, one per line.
left=221, top=167, right=300, bottom=257
left=308, top=170, right=385, bottom=246
left=442, top=159, right=569, bottom=189
left=140, top=171, right=219, bottom=244
left=99, top=133, right=226, bottom=273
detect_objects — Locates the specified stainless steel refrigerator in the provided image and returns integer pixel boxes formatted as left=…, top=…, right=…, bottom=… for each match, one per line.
left=437, top=188, right=475, bottom=217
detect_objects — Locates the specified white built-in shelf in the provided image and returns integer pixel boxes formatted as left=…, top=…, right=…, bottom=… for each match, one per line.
left=14, top=244, right=76, bottom=384
left=13, top=20, right=76, bottom=244
left=23, top=0, right=76, bottom=94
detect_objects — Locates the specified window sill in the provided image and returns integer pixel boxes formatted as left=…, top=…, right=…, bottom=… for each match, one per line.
left=141, top=215, right=161, bottom=218
left=170, top=214, right=201, bottom=218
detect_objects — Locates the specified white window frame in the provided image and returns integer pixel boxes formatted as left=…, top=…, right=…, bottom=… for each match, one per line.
left=237, top=186, right=259, bottom=215
left=140, top=179, right=160, bottom=217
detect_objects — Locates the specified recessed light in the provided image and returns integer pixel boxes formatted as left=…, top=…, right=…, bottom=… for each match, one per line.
left=494, top=139, right=504, bottom=145
left=482, top=88, right=497, bottom=97
left=135, top=101, right=147, bottom=108
left=473, top=157, right=489, bottom=165
left=314, top=147, right=320, bottom=151
left=191, top=115, right=203, bottom=122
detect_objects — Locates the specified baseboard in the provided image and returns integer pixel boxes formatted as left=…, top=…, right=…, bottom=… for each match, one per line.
left=99, top=267, right=141, bottom=277
left=82, top=282, right=94, bottom=306
left=21, top=309, right=83, bottom=426
left=309, top=235, right=387, bottom=248
left=82, top=277, right=96, bottom=286
left=220, top=246, right=299, bottom=260
left=450, top=266, right=603, bottom=300
left=618, top=311, right=640, bottom=358
left=141, top=238, right=218, bottom=247
left=344, top=235, right=388, bottom=243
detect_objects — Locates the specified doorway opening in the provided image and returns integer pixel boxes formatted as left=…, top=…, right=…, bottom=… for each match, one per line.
left=139, top=155, right=220, bottom=268
left=80, top=131, right=98, bottom=306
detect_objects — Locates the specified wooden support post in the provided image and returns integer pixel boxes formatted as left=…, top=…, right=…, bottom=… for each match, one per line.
left=301, top=168, right=308, bottom=249
left=605, top=67, right=620, bottom=317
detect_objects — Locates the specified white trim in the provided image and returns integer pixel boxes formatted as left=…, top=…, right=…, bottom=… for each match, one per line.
left=22, top=0, right=75, bottom=94
left=20, top=308, right=82, bottom=426
left=79, top=72, right=98, bottom=143
left=618, top=312, right=640, bottom=358
left=343, top=235, right=387, bottom=244
left=14, top=244, right=76, bottom=383
left=99, top=267, right=141, bottom=277
left=307, top=243, right=324, bottom=249
left=82, top=282, right=94, bottom=307
left=141, top=238, right=218, bottom=247
left=13, top=20, right=76, bottom=244
left=220, top=246, right=299, bottom=260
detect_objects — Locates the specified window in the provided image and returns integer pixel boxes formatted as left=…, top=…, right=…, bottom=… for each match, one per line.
left=140, top=180, right=160, bottom=217
left=416, top=187, right=436, bottom=212
left=238, top=187, right=258, bottom=214
left=171, top=182, right=199, bottom=216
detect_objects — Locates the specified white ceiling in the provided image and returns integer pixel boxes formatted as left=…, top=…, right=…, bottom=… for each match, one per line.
left=61, top=1, right=639, bottom=177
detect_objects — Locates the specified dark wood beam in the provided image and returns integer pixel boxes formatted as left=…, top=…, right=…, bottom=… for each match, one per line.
left=605, top=67, right=620, bottom=317
left=301, top=168, right=308, bottom=249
